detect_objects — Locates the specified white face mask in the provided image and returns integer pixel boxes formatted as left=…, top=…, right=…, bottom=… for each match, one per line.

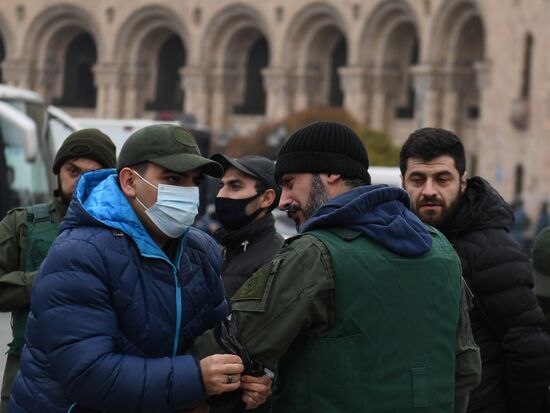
left=133, top=170, right=200, bottom=238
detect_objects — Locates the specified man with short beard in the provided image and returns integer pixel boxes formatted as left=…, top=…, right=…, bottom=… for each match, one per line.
left=400, top=127, right=550, bottom=413
left=191, top=121, right=481, bottom=413
left=0, top=129, right=117, bottom=412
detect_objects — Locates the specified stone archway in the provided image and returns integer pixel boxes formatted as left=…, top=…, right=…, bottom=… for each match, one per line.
left=201, top=4, right=270, bottom=131
left=356, top=0, right=419, bottom=134
left=113, top=5, right=188, bottom=118
left=429, top=0, right=485, bottom=139
left=55, top=33, right=97, bottom=108
left=145, top=35, right=186, bottom=113
left=284, top=2, right=348, bottom=111
left=234, top=36, right=269, bottom=115
left=22, top=5, right=103, bottom=107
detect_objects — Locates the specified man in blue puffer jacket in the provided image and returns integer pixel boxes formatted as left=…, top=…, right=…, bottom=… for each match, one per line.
left=9, top=125, right=271, bottom=413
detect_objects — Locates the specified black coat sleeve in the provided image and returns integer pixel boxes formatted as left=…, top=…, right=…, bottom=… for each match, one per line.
left=462, top=230, right=550, bottom=412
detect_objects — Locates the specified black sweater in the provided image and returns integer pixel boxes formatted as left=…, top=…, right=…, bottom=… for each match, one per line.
left=216, top=213, right=284, bottom=301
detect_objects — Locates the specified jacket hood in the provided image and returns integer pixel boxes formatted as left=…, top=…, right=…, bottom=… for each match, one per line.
left=301, top=185, right=432, bottom=256
left=445, top=176, right=513, bottom=237
left=61, top=168, right=169, bottom=260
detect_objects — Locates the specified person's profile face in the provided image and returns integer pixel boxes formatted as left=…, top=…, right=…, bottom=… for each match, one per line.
left=278, top=173, right=327, bottom=230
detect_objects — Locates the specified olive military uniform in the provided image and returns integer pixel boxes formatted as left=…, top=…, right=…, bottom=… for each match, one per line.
left=0, top=200, right=65, bottom=412
left=192, top=230, right=481, bottom=413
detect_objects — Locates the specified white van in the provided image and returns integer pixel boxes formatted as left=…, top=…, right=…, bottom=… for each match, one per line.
left=73, top=118, right=179, bottom=155
left=369, top=166, right=402, bottom=187
left=0, top=84, right=79, bottom=216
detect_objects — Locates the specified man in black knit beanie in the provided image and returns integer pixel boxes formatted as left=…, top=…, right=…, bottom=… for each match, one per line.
left=192, top=121, right=481, bottom=413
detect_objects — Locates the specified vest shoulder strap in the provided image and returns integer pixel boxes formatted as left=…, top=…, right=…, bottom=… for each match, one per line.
left=26, top=203, right=52, bottom=224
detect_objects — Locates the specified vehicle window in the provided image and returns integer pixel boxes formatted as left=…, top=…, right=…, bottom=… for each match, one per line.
left=0, top=105, right=49, bottom=211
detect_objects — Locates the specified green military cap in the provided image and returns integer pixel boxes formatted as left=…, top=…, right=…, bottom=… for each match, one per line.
left=53, top=128, right=116, bottom=174
left=533, top=227, right=550, bottom=298
left=117, top=124, right=223, bottom=178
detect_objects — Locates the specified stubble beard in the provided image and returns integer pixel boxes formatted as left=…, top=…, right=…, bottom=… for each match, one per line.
left=301, top=175, right=330, bottom=224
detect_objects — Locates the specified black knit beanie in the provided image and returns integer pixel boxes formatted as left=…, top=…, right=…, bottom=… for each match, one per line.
left=52, top=128, right=116, bottom=174
left=275, top=121, right=370, bottom=182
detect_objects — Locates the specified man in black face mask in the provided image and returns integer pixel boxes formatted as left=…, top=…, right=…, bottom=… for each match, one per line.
left=211, top=154, right=283, bottom=301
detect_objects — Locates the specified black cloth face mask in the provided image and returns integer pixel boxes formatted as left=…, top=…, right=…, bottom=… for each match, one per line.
left=215, top=193, right=263, bottom=230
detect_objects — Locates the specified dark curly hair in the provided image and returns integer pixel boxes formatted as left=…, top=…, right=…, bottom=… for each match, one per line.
left=399, top=128, right=466, bottom=176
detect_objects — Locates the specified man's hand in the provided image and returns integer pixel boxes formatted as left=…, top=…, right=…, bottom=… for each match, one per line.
left=200, top=354, right=244, bottom=395
left=240, top=375, right=272, bottom=410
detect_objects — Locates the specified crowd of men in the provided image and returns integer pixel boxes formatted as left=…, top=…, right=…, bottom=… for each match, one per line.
left=0, top=121, right=549, bottom=413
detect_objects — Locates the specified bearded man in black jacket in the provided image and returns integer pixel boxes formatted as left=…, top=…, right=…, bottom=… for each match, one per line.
left=400, top=127, right=550, bottom=413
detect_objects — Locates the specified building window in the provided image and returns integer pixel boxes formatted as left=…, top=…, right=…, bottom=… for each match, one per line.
left=147, top=35, right=186, bottom=112
left=329, top=36, right=346, bottom=107
left=395, top=39, right=419, bottom=119
left=521, top=33, right=533, bottom=100
left=234, top=36, right=268, bottom=115
left=514, top=163, right=524, bottom=197
left=58, top=33, right=97, bottom=108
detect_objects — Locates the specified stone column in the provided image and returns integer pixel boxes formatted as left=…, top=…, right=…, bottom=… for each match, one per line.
left=181, top=66, right=211, bottom=126
left=338, top=66, right=369, bottom=125
left=122, top=65, right=149, bottom=118
left=441, top=66, right=474, bottom=135
left=1, top=59, right=33, bottom=89
left=293, top=68, right=320, bottom=111
left=410, top=64, right=443, bottom=129
left=93, top=63, right=122, bottom=118
left=368, top=68, right=400, bottom=133
left=261, top=66, right=292, bottom=121
left=35, top=62, right=59, bottom=103
left=210, top=67, right=238, bottom=133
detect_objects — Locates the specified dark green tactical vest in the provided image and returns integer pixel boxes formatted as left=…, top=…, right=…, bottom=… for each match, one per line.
left=8, top=203, right=59, bottom=356
left=273, top=227, right=461, bottom=413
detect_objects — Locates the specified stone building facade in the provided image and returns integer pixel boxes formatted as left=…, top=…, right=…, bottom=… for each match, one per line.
left=0, top=0, right=549, bottom=213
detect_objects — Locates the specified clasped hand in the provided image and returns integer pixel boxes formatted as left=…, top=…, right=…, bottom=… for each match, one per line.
left=200, top=354, right=272, bottom=409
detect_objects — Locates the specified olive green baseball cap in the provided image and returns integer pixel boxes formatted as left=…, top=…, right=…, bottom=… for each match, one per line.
left=117, top=124, right=223, bottom=178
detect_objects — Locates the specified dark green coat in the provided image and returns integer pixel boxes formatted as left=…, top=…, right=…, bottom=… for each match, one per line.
left=192, top=231, right=481, bottom=413
left=0, top=199, right=65, bottom=412
left=191, top=185, right=481, bottom=412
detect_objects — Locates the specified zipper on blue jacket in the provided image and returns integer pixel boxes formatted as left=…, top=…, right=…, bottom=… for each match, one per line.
left=172, top=229, right=189, bottom=356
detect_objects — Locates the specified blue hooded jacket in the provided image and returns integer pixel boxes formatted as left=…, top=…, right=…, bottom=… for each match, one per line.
left=10, top=169, right=227, bottom=413
left=301, top=185, right=432, bottom=256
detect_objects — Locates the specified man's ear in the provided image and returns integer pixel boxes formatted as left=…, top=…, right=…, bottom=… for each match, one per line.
left=324, top=173, right=342, bottom=185
left=259, top=189, right=276, bottom=209
left=119, top=168, right=137, bottom=197
left=460, top=170, right=468, bottom=193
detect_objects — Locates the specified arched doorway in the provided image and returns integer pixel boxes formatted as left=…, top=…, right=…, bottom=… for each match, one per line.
left=286, top=6, right=347, bottom=109
left=329, top=37, right=347, bottom=107
left=202, top=4, right=270, bottom=131
left=234, top=36, right=268, bottom=114
left=431, top=2, right=485, bottom=138
left=394, top=37, right=419, bottom=119
left=359, top=1, right=420, bottom=133
left=114, top=6, right=189, bottom=118
left=147, top=34, right=186, bottom=112
left=58, top=33, right=97, bottom=107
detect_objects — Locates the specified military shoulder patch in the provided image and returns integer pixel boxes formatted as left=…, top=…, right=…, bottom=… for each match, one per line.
left=233, top=260, right=278, bottom=302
